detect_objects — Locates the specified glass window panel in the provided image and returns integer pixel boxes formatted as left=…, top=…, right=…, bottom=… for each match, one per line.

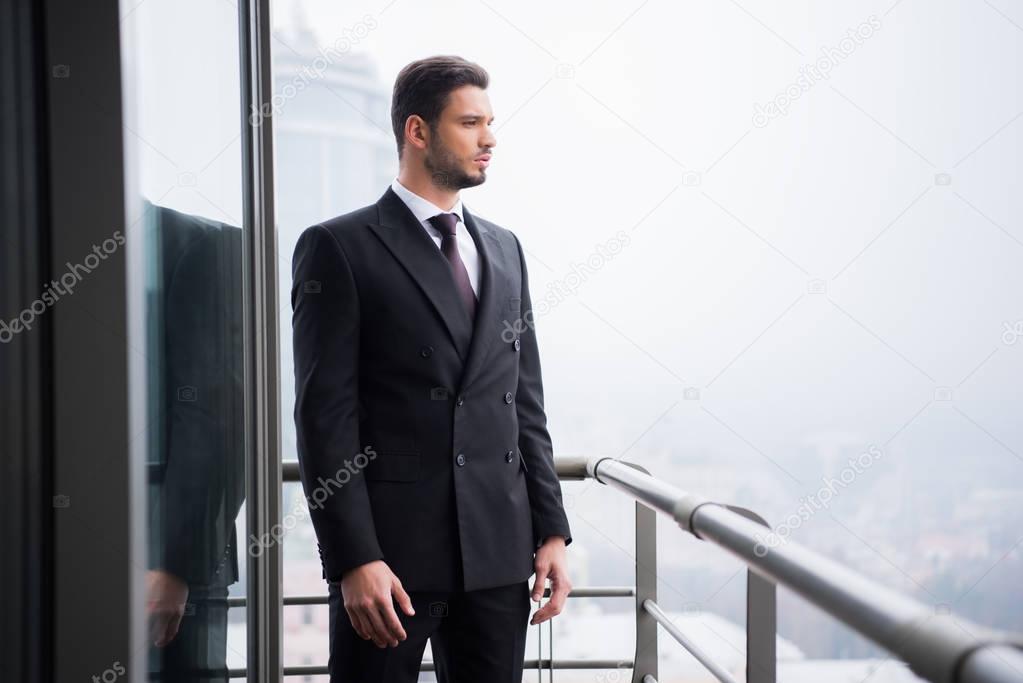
left=121, top=0, right=249, bottom=678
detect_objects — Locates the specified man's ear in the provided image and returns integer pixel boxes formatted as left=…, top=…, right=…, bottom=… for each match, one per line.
left=405, top=115, right=429, bottom=151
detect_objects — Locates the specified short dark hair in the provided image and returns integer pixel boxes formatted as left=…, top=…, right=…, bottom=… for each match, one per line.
left=390, top=55, right=489, bottom=158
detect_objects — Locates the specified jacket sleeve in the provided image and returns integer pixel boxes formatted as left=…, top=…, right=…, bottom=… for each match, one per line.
left=511, top=233, right=573, bottom=550
left=292, top=224, right=383, bottom=582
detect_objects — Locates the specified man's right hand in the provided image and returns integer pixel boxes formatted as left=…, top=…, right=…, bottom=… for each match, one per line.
left=146, top=569, right=190, bottom=648
left=336, top=560, right=415, bottom=648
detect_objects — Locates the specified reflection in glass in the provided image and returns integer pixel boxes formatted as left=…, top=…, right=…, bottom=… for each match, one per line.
left=143, top=202, right=246, bottom=682
left=120, top=0, right=249, bottom=679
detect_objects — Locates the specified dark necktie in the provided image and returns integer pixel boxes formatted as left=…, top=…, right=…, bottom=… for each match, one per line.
left=428, top=212, right=477, bottom=322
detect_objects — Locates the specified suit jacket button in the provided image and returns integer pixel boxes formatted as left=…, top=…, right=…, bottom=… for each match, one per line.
left=420, top=346, right=433, bottom=358
left=513, top=338, right=521, bottom=351
left=456, top=453, right=466, bottom=466
left=504, top=391, right=514, bottom=404
left=505, top=451, right=514, bottom=463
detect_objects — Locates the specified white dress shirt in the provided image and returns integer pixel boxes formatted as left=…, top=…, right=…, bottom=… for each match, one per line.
left=390, top=177, right=481, bottom=297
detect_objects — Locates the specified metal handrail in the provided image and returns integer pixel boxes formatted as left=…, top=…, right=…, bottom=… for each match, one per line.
left=279, top=457, right=660, bottom=681
left=587, top=456, right=1023, bottom=683
left=272, top=457, right=1023, bottom=682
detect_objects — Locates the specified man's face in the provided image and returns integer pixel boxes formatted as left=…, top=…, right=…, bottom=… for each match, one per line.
left=423, top=85, right=496, bottom=191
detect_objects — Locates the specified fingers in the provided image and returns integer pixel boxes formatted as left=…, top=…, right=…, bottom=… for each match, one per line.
left=345, top=605, right=373, bottom=642
left=531, top=562, right=550, bottom=602
left=392, top=578, right=416, bottom=617
left=548, top=572, right=571, bottom=616
left=531, top=568, right=572, bottom=625
left=146, top=591, right=184, bottom=648
left=361, top=603, right=393, bottom=648
left=358, top=605, right=388, bottom=650
left=162, top=612, right=184, bottom=647
left=348, top=597, right=407, bottom=648
left=150, top=607, right=183, bottom=647
left=378, top=599, right=408, bottom=645
left=147, top=607, right=164, bottom=646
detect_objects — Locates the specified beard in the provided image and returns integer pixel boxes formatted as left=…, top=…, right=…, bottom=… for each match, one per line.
left=423, top=131, right=486, bottom=191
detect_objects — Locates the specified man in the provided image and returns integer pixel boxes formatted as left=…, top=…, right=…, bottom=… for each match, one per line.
left=291, top=55, right=574, bottom=682
left=145, top=202, right=246, bottom=682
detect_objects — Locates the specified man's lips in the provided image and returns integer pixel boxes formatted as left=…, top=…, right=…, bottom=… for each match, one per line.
left=474, top=154, right=491, bottom=168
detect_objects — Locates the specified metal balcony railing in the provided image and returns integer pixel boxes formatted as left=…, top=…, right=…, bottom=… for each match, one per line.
left=221, top=457, right=1023, bottom=682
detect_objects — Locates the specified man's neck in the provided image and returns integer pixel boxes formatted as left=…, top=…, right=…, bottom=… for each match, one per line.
left=396, top=171, right=459, bottom=212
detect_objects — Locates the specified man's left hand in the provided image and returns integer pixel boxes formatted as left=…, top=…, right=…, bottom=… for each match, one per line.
left=530, top=536, right=571, bottom=625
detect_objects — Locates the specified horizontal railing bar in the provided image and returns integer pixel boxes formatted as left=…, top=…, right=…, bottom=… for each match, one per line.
left=562, top=586, right=636, bottom=597
left=280, top=457, right=593, bottom=483
left=221, top=585, right=635, bottom=608
left=588, top=457, right=1023, bottom=683
left=644, top=599, right=738, bottom=683
left=226, top=659, right=637, bottom=678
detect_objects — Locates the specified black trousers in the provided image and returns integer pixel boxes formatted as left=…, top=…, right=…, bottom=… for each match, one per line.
left=327, top=580, right=532, bottom=683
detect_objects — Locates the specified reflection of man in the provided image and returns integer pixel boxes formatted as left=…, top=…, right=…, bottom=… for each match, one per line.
left=145, top=201, right=245, bottom=683
left=292, top=55, right=573, bottom=682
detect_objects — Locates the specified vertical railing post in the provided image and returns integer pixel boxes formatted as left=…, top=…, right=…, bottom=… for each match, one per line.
left=746, top=569, right=777, bottom=683
left=633, top=497, right=658, bottom=683
left=725, top=506, right=776, bottom=683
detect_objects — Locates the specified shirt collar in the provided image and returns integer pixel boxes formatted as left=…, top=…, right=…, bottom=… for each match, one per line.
left=391, top=177, right=464, bottom=226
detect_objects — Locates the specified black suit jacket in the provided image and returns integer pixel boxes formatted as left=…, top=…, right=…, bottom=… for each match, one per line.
left=291, top=186, right=572, bottom=592
left=147, top=200, right=246, bottom=587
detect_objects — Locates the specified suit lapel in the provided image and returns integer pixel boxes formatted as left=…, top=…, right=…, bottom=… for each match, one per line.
left=367, top=186, right=509, bottom=394
left=369, top=187, right=474, bottom=360
left=458, top=206, right=504, bottom=394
